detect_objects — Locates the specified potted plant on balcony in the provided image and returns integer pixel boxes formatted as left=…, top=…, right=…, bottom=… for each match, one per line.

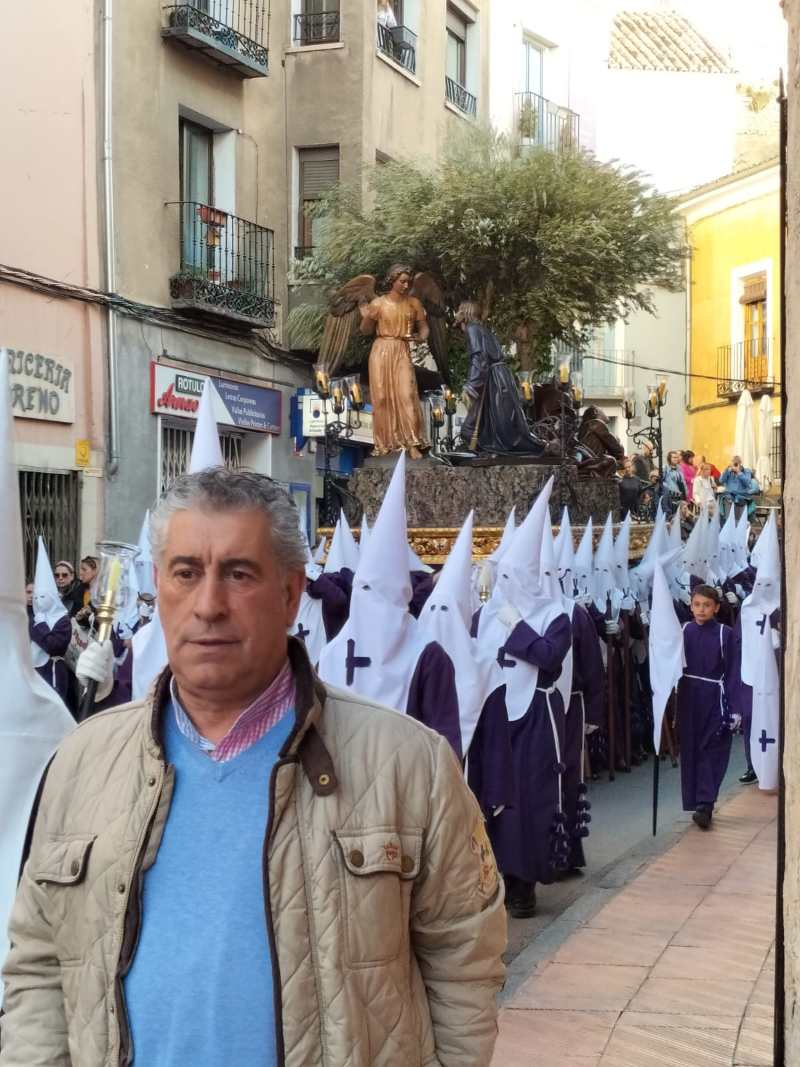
left=518, top=99, right=539, bottom=141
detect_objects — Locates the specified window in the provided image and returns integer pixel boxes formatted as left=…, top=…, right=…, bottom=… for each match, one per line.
left=770, top=420, right=783, bottom=483
left=740, top=271, right=768, bottom=382
left=295, top=0, right=340, bottom=45
left=18, top=470, right=80, bottom=582
left=297, top=146, right=339, bottom=258
left=160, top=422, right=242, bottom=494
left=522, top=38, right=543, bottom=96
left=446, top=6, right=467, bottom=86
left=179, top=120, right=215, bottom=275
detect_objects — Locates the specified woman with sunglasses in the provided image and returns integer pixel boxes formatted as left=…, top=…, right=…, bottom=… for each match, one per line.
left=53, top=560, right=85, bottom=617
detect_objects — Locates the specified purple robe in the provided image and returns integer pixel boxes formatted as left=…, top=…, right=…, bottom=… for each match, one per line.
left=565, top=605, right=604, bottom=867
left=471, top=613, right=572, bottom=886
left=306, top=573, right=350, bottom=640
left=466, top=685, right=514, bottom=814
left=29, top=613, right=72, bottom=704
left=677, top=620, right=736, bottom=810
left=409, top=572, right=435, bottom=618
left=406, top=641, right=462, bottom=759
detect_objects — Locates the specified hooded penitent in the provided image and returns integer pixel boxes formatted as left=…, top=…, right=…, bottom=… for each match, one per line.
left=540, top=509, right=574, bottom=712
left=477, top=476, right=564, bottom=721
left=648, top=561, right=685, bottom=752
left=132, top=378, right=224, bottom=700
left=318, top=453, right=430, bottom=713
left=629, top=505, right=668, bottom=603
left=135, top=510, right=157, bottom=598
left=323, top=512, right=359, bottom=575
left=0, top=352, right=74, bottom=994
left=613, top=512, right=631, bottom=598
left=554, top=506, right=576, bottom=591
left=418, top=511, right=499, bottom=755
left=30, top=537, right=69, bottom=669
left=592, top=513, right=621, bottom=619
left=290, top=532, right=328, bottom=667
left=572, top=517, right=594, bottom=600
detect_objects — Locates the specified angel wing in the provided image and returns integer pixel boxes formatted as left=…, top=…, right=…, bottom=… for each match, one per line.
left=409, top=272, right=450, bottom=384
left=318, top=274, right=377, bottom=373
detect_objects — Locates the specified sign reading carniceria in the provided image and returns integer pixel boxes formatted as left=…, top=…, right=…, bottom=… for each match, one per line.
left=5, top=347, right=75, bottom=423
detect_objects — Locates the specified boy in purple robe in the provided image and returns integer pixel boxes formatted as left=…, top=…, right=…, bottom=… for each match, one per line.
left=677, top=584, right=738, bottom=829
left=28, top=604, right=72, bottom=703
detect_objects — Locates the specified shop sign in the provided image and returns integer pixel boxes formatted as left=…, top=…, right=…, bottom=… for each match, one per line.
left=5, top=347, right=75, bottom=423
left=300, top=393, right=374, bottom=445
left=151, top=363, right=281, bottom=434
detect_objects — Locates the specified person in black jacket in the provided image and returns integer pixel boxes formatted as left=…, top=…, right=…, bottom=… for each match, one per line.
left=53, top=560, right=84, bottom=617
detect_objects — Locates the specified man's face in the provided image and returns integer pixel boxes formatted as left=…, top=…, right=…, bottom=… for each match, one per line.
left=54, top=566, right=72, bottom=590
left=25, top=583, right=33, bottom=606
left=156, top=508, right=305, bottom=706
left=691, top=594, right=719, bottom=625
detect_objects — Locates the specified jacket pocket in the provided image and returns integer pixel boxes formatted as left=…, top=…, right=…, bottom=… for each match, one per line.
left=334, top=827, right=422, bottom=968
left=32, top=835, right=96, bottom=886
left=31, top=835, right=97, bottom=966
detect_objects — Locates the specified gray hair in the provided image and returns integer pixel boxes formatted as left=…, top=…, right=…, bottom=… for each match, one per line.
left=150, top=468, right=307, bottom=572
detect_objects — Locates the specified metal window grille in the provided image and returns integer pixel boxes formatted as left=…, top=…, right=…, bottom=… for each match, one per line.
left=771, top=421, right=783, bottom=482
left=160, top=423, right=243, bottom=494
left=18, top=469, right=81, bottom=581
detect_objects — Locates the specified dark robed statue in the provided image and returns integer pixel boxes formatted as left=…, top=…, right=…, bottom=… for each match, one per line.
left=457, top=302, right=545, bottom=457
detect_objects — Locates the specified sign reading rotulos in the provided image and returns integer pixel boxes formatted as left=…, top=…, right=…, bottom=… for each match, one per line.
left=5, top=347, right=75, bottom=423
left=150, top=363, right=282, bottom=434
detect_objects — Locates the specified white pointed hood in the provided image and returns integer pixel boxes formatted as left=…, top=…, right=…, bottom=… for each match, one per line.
left=681, top=511, right=707, bottom=579
left=554, top=506, right=576, bottom=588
left=703, top=511, right=722, bottom=584
left=477, top=477, right=567, bottom=721
left=324, top=511, right=359, bottom=574
left=32, top=537, right=67, bottom=632
left=0, top=351, right=74, bottom=992
left=189, top=379, right=224, bottom=472
left=593, top=513, right=618, bottom=614
left=318, top=453, right=427, bottom=712
left=613, top=512, right=631, bottom=594
left=630, top=506, right=669, bottom=603
left=573, top=517, right=594, bottom=598
left=312, top=537, right=327, bottom=563
left=408, top=543, right=433, bottom=574
left=740, top=507, right=780, bottom=693
left=717, top=507, right=737, bottom=580
left=750, top=509, right=776, bottom=573
left=667, top=512, right=683, bottom=553
left=359, top=514, right=370, bottom=554
left=489, top=507, right=516, bottom=563
left=134, top=510, right=157, bottom=597
left=732, top=511, right=751, bottom=572
left=648, top=561, right=685, bottom=752
left=419, top=512, right=499, bottom=754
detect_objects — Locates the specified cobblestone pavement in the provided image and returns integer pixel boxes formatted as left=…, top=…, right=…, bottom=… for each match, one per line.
left=493, top=788, right=777, bottom=1067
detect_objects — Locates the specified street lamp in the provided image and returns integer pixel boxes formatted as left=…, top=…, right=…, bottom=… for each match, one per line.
left=313, top=367, right=364, bottom=526
left=624, top=376, right=669, bottom=515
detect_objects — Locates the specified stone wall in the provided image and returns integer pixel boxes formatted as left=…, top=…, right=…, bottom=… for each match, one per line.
left=783, top=1, right=799, bottom=1057
left=349, top=462, right=620, bottom=526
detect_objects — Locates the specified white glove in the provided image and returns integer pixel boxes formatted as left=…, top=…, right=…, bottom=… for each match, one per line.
left=585, top=724, right=599, bottom=736
left=725, top=591, right=738, bottom=605
left=76, top=640, right=115, bottom=703
left=497, top=603, right=522, bottom=629
left=729, top=713, right=742, bottom=732
left=639, top=608, right=650, bottom=626
left=576, top=594, right=593, bottom=608
left=605, top=620, right=619, bottom=636
left=735, top=584, right=746, bottom=599
left=772, top=629, right=781, bottom=651
left=492, top=805, right=506, bottom=817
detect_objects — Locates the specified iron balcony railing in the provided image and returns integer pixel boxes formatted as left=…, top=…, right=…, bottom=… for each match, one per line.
left=162, top=1, right=269, bottom=77
left=376, top=22, right=417, bottom=74
left=716, top=338, right=775, bottom=398
left=168, top=201, right=276, bottom=327
left=445, top=76, right=477, bottom=117
left=514, top=92, right=580, bottom=153
left=293, top=10, right=340, bottom=45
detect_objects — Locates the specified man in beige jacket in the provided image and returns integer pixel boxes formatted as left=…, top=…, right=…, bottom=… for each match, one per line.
left=1, top=468, right=506, bottom=1067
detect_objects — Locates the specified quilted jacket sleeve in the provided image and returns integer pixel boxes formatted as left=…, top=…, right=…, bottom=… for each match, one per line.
left=411, top=734, right=506, bottom=1067
left=0, top=865, right=70, bottom=1065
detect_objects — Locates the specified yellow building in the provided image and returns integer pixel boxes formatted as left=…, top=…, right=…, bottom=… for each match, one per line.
left=678, top=159, right=781, bottom=479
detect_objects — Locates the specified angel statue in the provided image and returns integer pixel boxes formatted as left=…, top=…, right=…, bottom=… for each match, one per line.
left=318, top=265, right=449, bottom=459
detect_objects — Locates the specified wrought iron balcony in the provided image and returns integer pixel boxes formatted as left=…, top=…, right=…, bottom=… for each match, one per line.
left=445, top=76, right=477, bottom=117
left=293, top=11, right=340, bottom=46
left=514, top=92, right=580, bottom=153
left=162, top=2, right=268, bottom=78
left=168, top=202, right=276, bottom=328
left=376, top=22, right=417, bottom=74
left=716, top=338, right=775, bottom=398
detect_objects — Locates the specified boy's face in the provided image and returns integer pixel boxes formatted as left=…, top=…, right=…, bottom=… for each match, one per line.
left=691, top=594, right=719, bottom=624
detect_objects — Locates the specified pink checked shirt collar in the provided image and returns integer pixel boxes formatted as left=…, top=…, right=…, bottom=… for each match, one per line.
left=170, top=659, right=295, bottom=763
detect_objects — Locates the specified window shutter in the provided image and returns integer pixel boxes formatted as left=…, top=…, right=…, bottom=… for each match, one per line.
left=446, top=6, right=468, bottom=38
left=299, top=147, right=340, bottom=200
left=739, top=272, right=767, bottom=305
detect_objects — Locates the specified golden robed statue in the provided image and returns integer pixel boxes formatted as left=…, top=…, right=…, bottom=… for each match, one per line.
left=316, top=265, right=450, bottom=459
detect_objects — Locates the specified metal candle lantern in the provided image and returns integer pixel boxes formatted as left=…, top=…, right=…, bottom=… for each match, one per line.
left=518, top=370, right=534, bottom=404
left=646, top=383, right=658, bottom=417
left=558, top=359, right=570, bottom=384
left=313, top=363, right=331, bottom=399
left=331, top=379, right=345, bottom=416
left=572, top=370, right=583, bottom=407
left=657, top=375, right=668, bottom=405
left=346, top=374, right=364, bottom=410
left=77, top=541, right=139, bottom=721
left=623, top=386, right=636, bottom=421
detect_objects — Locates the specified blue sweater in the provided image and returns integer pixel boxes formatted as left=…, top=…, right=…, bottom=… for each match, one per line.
left=124, top=705, right=294, bottom=1066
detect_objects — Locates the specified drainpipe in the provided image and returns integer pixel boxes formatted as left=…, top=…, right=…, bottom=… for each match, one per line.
left=103, top=0, right=119, bottom=477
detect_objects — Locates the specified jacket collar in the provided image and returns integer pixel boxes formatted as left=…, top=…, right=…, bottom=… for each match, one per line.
left=144, top=636, right=337, bottom=796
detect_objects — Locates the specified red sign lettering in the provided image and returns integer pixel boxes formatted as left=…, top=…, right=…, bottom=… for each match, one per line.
left=157, top=383, right=200, bottom=414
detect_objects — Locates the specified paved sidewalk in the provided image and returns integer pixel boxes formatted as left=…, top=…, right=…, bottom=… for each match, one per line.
left=493, top=788, right=778, bottom=1066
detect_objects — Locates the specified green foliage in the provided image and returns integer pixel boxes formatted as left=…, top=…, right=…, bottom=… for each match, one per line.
left=289, top=128, right=686, bottom=369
